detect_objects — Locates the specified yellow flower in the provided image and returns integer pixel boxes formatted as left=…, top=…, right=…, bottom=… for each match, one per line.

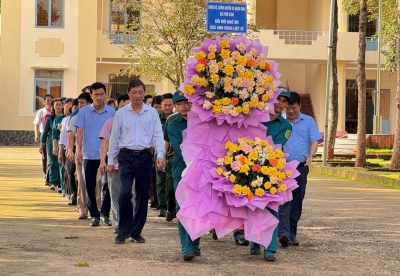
left=223, top=64, right=235, bottom=76
left=220, top=39, right=230, bottom=49
left=248, top=151, right=258, bottom=161
left=229, top=174, right=236, bottom=183
left=277, top=160, right=285, bottom=170
left=268, top=151, right=276, bottom=160
left=213, top=105, right=222, bottom=114
left=259, top=60, right=266, bottom=69
left=196, top=63, right=205, bottom=72
left=244, top=158, right=254, bottom=166
left=239, top=164, right=250, bottom=175
left=216, top=167, right=223, bottom=175
left=208, top=52, right=216, bottom=60
left=241, top=186, right=251, bottom=195
left=263, top=79, right=270, bottom=88
left=194, top=51, right=206, bottom=59
left=278, top=184, right=287, bottom=192
left=261, top=93, right=269, bottom=102
left=197, top=77, right=207, bottom=87
left=236, top=55, right=247, bottom=66
left=255, top=188, right=265, bottom=197
left=214, top=99, right=222, bottom=106
left=260, top=166, right=269, bottom=175
left=210, top=74, right=219, bottom=84
left=264, top=181, right=271, bottom=189
left=221, top=97, right=231, bottom=105
left=275, top=149, right=285, bottom=158
left=184, top=84, right=195, bottom=96
left=269, top=167, right=278, bottom=176
left=228, top=143, right=240, bottom=153
left=278, top=172, right=286, bottom=181
left=220, top=49, right=231, bottom=59
left=286, top=170, right=293, bottom=177
left=217, top=62, right=223, bottom=69
left=249, top=99, right=259, bottom=108
left=261, top=140, right=269, bottom=147
left=224, top=155, right=233, bottom=165
left=235, top=106, right=243, bottom=113
left=233, top=184, right=243, bottom=195
left=244, top=71, right=254, bottom=80
left=270, top=187, right=277, bottom=194
left=225, top=141, right=233, bottom=149
left=242, top=105, right=250, bottom=114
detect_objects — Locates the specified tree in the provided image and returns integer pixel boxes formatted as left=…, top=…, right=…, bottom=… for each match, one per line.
left=390, top=3, right=400, bottom=170
left=355, top=0, right=367, bottom=167
left=113, top=0, right=256, bottom=89
left=327, top=0, right=339, bottom=160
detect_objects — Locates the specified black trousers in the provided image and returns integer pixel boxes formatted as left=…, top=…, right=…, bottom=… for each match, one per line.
left=118, top=151, right=152, bottom=237
left=83, top=159, right=111, bottom=219
left=64, top=157, right=77, bottom=195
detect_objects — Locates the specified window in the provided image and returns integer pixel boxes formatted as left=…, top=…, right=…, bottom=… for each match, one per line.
left=348, top=13, right=377, bottom=51
left=34, top=70, right=63, bottom=111
left=36, top=0, right=64, bottom=28
left=109, top=0, right=140, bottom=44
left=108, top=74, right=154, bottom=98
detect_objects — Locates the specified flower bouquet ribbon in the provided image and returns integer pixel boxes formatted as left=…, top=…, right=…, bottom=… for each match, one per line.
left=177, top=35, right=299, bottom=247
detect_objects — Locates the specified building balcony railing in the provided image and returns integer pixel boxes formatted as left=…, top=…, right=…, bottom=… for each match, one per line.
left=102, top=30, right=138, bottom=45
left=273, top=30, right=325, bottom=45
left=366, top=37, right=378, bottom=51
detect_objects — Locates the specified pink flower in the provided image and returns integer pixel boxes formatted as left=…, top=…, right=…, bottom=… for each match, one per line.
left=241, top=78, right=250, bottom=88
left=231, top=161, right=241, bottom=172
left=242, top=145, right=253, bottom=154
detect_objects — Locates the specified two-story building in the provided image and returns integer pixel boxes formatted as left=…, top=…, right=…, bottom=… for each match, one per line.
left=0, top=0, right=397, bottom=145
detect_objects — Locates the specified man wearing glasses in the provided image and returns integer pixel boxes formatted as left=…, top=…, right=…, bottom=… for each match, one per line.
left=278, top=91, right=322, bottom=247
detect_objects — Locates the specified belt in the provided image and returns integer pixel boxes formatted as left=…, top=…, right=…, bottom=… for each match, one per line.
left=120, top=148, right=150, bottom=155
left=297, top=161, right=307, bottom=168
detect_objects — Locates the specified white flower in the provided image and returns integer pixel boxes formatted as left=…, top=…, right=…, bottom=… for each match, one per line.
left=223, top=171, right=231, bottom=178
left=230, top=109, right=239, bottom=117
left=216, top=158, right=224, bottom=166
left=270, top=176, right=279, bottom=184
left=205, top=92, right=215, bottom=99
left=203, top=100, right=213, bottom=110
left=264, top=104, right=270, bottom=112
left=251, top=180, right=258, bottom=187
left=256, top=176, right=263, bottom=186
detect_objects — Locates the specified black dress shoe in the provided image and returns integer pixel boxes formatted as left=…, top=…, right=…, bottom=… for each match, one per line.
left=89, top=217, right=100, bottom=227
left=166, top=211, right=174, bottom=221
left=183, top=252, right=195, bottom=261
left=194, top=251, right=201, bottom=256
left=115, top=232, right=129, bottom=244
left=129, top=235, right=145, bottom=243
left=114, top=226, right=120, bottom=234
left=235, top=238, right=249, bottom=246
left=289, top=237, right=299, bottom=246
left=279, top=235, right=290, bottom=247
left=158, top=208, right=166, bottom=217
left=101, top=217, right=112, bottom=226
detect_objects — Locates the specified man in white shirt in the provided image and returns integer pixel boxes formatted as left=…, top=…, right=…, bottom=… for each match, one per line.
left=33, top=94, right=53, bottom=181
left=108, top=79, right=165, bottom=244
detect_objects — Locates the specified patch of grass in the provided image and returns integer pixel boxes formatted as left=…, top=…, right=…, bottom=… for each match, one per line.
left=366, top=147, right=392, bottom=153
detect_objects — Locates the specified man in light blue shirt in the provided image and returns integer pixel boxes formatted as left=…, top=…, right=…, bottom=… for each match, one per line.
left=279, top=91, right=322, bottom=247
left=75, top=82, right=115, bottom=227
left=108, top=79, right=165, bottom=244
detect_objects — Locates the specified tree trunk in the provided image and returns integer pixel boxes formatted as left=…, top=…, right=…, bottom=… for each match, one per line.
left=390, top=3, right=400, bottom=170
left=327, top=0, right=339, bottom=160
left=355, top=0, right=367, bottom=167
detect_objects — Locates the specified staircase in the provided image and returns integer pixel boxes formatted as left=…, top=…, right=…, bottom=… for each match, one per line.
left=299, top=94, right=317, bottom=124
left=317, top=134, right=357, bottom=154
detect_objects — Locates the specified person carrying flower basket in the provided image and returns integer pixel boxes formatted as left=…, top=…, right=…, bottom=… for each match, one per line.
left=244, top=86, right=292, bottom=261
left=167, top=91, right=200, bottom=261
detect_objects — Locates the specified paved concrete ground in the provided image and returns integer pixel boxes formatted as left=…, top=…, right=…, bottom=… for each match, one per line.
left=1, top=147, right=400, bottom=276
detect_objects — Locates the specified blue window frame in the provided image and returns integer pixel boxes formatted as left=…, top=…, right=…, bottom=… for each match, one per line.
left=34, top=70, right=63, bottom=111
left=36, top=0, right=64, bottom=28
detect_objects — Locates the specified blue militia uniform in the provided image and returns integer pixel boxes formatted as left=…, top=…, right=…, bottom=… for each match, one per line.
left=167, top=114, right=201, bottom=256
left=249, top=114, right=292, bottom=256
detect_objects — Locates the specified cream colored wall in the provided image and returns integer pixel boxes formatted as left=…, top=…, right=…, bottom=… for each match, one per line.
left=18, top=0, right=79, bottom=124
left=255, top=0, right=277, bottom=29
left=276, top=0, right=307, bottom=30
left=0, top=0, right=23, bottom=130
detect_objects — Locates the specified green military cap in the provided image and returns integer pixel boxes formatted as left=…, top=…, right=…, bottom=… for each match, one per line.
left=173, top=90, right=188, bottom=103
left=278, top=86, right=290, bottom=101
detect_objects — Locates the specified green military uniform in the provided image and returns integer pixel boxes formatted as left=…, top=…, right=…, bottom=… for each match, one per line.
left=167, top=113, right=200, bottom=257
left=249, top=86, right=292, bottom=260
left=164, top=113, right=179, bottom=214
left=156, top=112, right=168, bottom=211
